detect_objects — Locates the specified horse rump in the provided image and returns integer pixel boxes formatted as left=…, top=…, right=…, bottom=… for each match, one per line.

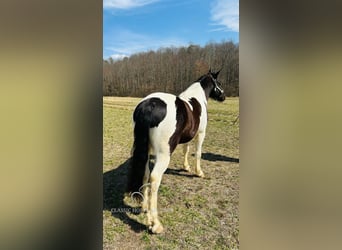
left=126, top=97, right=167, bottom=198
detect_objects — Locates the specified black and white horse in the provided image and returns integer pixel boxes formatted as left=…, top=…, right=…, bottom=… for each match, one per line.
left=126, top=69, right=225, bottom=233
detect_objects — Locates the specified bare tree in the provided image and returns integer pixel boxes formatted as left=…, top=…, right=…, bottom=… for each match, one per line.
left=103, top=41, right=239, bottom=97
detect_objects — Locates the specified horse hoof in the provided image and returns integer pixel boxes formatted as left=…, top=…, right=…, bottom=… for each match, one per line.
left=183, top=165, right=191, bottom=172
left=196, top=171, right=205, bottom=178
left=151, top=224, right=164, bottom=234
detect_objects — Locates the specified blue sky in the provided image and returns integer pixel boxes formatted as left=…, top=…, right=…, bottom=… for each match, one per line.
left=103, top=0, right=239, bottom=60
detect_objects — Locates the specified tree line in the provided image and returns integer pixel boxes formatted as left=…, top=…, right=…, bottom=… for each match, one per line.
left=103, top=41, right=239, bottom=97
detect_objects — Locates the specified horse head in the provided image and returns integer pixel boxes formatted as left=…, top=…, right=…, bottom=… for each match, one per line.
left=201, top=69, right=226, bottom=102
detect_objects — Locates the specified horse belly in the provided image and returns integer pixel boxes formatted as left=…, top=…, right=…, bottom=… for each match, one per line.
left=179, top=127, right=198, bottom=144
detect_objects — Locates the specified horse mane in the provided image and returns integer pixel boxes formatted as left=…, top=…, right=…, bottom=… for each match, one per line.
left=197, top=73, right=213, bottom=99
left=196, top=73, right=209, bottom=83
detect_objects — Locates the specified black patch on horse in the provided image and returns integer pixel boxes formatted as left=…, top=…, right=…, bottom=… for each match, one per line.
left=133, top=97, right=167, bottom=128
left=198, top=75, right=213, bottom=100
left=168, top=97, right=202, bottom=153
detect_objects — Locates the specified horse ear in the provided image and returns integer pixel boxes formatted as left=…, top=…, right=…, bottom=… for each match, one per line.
left=208, top=68, right=212, bottom=74
left=213, top=68, right=222, bottom=78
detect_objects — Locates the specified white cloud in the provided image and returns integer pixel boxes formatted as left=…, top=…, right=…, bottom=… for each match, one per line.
left=103, top=0, right=158, bottom=9
left=107, top=54, right=128, bottom=60
left=104, top=29, right=187, bottom=59
left=210, top=0, right=239, bottom=32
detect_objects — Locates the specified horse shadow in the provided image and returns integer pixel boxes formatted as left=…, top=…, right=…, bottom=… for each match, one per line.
left=103, top=158, right=146, bottom=233
left=201, top=152, right=239, bottom=163
left=103, top=156, right=198, bottom=232
left=103, top=152, right=239, bottom=232
left=164, top=153, right=239, bottom=178
left=164, top=168, right=199, bottom=178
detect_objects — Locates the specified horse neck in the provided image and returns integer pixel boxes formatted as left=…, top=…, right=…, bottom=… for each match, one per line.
left=179, top=82, right=207, bottom=106
left=198, top=75, right=215, bottom=100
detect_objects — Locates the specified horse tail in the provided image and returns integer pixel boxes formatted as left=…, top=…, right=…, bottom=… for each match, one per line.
left=126, top=97, right=167, bottom=194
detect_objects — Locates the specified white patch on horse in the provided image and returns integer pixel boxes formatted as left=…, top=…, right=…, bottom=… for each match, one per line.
left=179, top=82, right=208, bottom=107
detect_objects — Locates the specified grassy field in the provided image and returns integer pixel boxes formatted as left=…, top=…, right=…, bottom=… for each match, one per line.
left=103, top=96, right=239, bottom=249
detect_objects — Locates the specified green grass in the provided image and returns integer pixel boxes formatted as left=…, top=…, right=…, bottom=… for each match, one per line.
left=103, top=97, right=239, bottom=250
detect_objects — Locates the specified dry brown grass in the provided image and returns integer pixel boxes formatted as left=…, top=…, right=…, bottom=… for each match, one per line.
left=103, top=96, right=239, bottom=249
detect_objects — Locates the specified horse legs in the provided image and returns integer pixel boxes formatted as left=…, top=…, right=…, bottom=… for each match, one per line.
left=142, top=165, right=155, bottom=228
left=142, top=147, right=153, bottom=226
left=182, top=143, right=191, bottom=171
left=195, top=131, right=205, bottom=177
left=148, top=152, right=170, bottom=234
left=141, top=159, right=150, bottom=214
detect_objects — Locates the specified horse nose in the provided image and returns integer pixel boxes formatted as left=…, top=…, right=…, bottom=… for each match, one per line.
left=221, top=93, right=226, bottom=101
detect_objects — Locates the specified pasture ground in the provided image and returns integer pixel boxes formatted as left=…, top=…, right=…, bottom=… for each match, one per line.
left=103, top=96, right=239, bottom=249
